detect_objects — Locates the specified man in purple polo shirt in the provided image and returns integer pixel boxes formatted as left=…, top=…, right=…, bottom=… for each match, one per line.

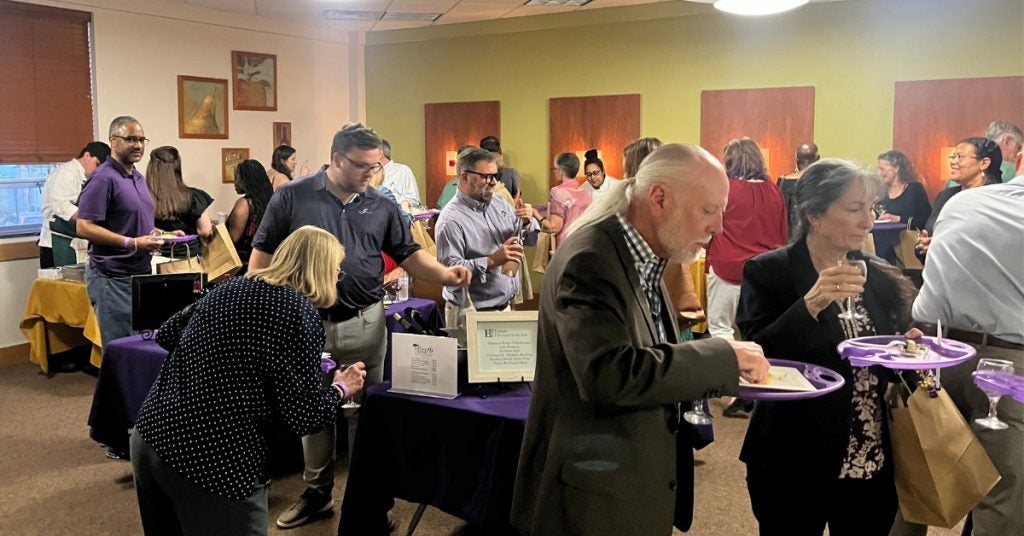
left=77, top=116, right=166, bottom=347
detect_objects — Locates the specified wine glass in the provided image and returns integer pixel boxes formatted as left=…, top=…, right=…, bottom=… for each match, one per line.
left=836, top=258, right=867, bottom=320
left=974, top=358, right=1014, bottom=430
left=338, top=364, right=362, bottom=409
left=683, top=400, right=712, bottom=425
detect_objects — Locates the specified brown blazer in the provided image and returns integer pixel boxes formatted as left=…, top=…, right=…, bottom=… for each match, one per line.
left=511, top=217, right=739, bottom=536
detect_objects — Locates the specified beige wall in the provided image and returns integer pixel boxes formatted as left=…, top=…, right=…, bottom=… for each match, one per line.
left=1, top=0, right=362, bottom=349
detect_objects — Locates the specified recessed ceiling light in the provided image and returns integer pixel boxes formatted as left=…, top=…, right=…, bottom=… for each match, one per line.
left=713, top=0, right=809, bottom=16
left=320, top=10, right=383, bottom=22
left=380, top=12, right=443, bottom=22
left=524, top=0, right=593, bottom=6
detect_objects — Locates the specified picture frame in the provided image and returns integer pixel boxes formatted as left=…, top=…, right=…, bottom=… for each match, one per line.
left=273, top=122, right=292, bottom=148
left=221, top=148, right=250, bottom=183
left=465, top=310, right=539, bottom=383
left=232, top=50, right=277, bottom=111
left=177, top=75, right=229, bottom=139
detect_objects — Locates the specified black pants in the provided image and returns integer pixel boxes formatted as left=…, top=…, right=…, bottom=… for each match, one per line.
left=130, top=430, right=268, bottom=536
left=747, top=462, right=897, bottom=536
left=39, top=247, right=54, bottom=269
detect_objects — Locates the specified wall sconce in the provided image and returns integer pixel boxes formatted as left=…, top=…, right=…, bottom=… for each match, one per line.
left=446, top=150, right=457, bottom=176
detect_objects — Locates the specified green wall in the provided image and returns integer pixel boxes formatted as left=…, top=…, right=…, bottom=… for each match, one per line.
left=366, top=0, right=1024, bottom=205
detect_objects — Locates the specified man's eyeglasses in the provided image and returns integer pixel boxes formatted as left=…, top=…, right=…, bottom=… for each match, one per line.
left=948, top=153, right=979, bottom=163
left=111, top=135, right=149, bottom=145
left=584, top=171, right=604, bottom=178
left=464, top=170, right=500, bottom=182
left=340, top=154, right=383, bottom=173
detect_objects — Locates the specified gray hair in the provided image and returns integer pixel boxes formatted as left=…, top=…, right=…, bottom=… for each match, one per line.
left=793, top=158, right=883, bottom=241
left=330, top=122, right=382, bottom=158
left=381, top=139, right=392, bottom=160
left=555, top=152, right=580, bottom=179
left=109, top=116, right=140, bottom=136
left=985, top=120, right=1023, bottom=145
left=456, top=147, right=498, bottom=175
left=567, top=143, right=716, bottom=236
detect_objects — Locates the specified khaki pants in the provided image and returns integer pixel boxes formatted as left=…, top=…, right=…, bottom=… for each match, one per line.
left=301, top=302, right=387, bottom=494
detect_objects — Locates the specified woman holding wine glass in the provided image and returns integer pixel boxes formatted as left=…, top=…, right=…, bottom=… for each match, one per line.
left=875, top=150, right=931, bottom=229
left=130, top=226, right=366, bottom=535
left=736, top=159, right=919, bottom=536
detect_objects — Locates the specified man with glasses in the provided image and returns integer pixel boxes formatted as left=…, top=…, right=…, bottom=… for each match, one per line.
left=38, top=141, right=111, bottom=268
left=77, top=116, right=166, bottom=348
left=435, top=148, right=539, bottom=328
left=249, top=122, right=471, bottom=530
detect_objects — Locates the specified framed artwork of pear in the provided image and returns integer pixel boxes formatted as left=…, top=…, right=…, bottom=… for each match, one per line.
left=177, top=75, right=229, bottom=139
left=232, top=50, right=277, bottom=111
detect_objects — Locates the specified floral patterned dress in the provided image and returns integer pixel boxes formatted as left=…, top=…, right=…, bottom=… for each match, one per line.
left=837, top=294, right=886, bottom=479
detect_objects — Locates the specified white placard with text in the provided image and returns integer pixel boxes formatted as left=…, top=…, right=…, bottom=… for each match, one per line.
left=389, top=333, right=459, bottom=399
left=466, top=311, right=538, bottom=383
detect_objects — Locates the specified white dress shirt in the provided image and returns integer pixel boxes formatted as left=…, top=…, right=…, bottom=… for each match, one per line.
left=912, top=177, right=1024, bottom=344
left=382, top=161, right=421, bottom=207
left=37, top=158, right=87, bottom=248
left=582, top=177, right=621, bottom=202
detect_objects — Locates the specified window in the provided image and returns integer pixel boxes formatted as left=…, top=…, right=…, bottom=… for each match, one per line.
left=0, top=0, right=94, bottom=238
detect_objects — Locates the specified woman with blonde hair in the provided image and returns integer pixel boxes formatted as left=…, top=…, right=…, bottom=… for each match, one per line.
left=145, top=146, right=214, bottom=257
left=130, top=225, right=366, bottom=535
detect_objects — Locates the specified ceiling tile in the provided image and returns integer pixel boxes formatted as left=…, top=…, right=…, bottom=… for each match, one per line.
left=387, top=0, right=461, bottom=13
left=185, top=0, right=258, bottom=14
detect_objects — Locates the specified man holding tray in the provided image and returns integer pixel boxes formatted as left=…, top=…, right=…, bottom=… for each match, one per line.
left=512, top=143, right=769, bottom=535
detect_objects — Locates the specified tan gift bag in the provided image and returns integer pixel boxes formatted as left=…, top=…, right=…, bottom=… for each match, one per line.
left=531, top=232, right=557, bottom=274
left=887, top=384, right=1000, bottom=528
left=200, top=224, right=242, bottom=282
left=156, top=242, right=204, bottom=276
left=894, top=219, right=924, bottom=270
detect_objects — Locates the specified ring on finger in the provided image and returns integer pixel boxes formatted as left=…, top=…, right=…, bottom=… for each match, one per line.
left=835, top=283, right=841, bottom=292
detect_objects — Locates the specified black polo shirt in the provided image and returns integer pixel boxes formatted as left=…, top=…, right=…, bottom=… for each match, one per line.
left=252, top=169, right=419, bottom=314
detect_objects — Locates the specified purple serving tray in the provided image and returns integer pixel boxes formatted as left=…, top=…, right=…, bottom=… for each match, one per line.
left=737, top=358, right=845, bottom=401
left=158, top=234, right=198, bottom=243
left=837, top=335, right=976, bottom=370
left=412, top=210, right=439, bottom=221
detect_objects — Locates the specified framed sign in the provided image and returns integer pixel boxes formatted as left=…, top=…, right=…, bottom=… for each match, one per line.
left=465, top=310, right=538, bottom=383
left=221, top=147, right=249, bottom=183
left=273, top=121, right=291, bottom=147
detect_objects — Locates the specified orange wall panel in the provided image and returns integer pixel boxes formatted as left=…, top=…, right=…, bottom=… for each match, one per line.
left=700, top=87, right=815, bottom=181
left=893, top=76, right=1024, bottom=200
left=424, top=101, right=501, bottom=206
left=549, top=94, right=641, bottom=189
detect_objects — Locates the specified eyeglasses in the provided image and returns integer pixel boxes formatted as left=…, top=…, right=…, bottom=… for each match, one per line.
left=584, top=171, right=604, bottom=178
left=948, top=153, right=978, bottom=163
left=339, top=154, right=383, bottom=173
left=111, top=135, right=149, bottom=145
left=464, top=170, right=500, bottom=182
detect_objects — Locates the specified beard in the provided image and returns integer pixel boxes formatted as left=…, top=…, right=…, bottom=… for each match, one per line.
left=656, top=222, right=701, bottom=264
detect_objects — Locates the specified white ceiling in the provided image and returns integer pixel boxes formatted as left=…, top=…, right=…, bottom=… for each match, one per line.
left=173, top=0, right=842, bottom=33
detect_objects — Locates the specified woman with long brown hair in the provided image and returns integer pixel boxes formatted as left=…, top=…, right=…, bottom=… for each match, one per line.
left=145, top=146, right=213, bottom=258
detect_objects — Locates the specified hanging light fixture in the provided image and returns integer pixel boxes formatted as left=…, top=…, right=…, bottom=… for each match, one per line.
left=712, top=0, right=809, bottom=16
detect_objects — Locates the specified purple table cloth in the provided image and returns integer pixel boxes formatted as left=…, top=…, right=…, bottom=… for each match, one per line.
left=871, top=222, right=905, bottom=264
left=339, top=382, right=531, bottom=535
left=87, top=299, right=440, bottom=453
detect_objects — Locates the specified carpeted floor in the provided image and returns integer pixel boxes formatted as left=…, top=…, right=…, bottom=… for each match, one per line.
left=0, top=362, right=962, bottom=535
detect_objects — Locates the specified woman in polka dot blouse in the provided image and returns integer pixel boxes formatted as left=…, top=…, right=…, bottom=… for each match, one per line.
left=130, top=225, right=366, bottom=535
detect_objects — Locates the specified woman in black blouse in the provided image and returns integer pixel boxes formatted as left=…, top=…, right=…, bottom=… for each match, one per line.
left=130, top=225, right=366, bottom=535
left=876, top=150, right=931, bottom=230
left=227, top=159, right=274, bottom=275
left=146, top=146, right=214, bottom=258
left=737, top=159, right=918, bottom=536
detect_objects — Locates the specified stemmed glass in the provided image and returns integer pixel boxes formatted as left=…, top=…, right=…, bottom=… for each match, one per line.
left=322, top=353, right=361, bottom=409
left=837, top=258, right=867, bottom=320
left=974, top=358, right=1014, bottom=430
left=683, top=400, right=712, bottom=425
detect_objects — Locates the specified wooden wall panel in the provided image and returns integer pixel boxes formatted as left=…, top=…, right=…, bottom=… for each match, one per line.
left=893, top=76, right=1024, bottom=200
left=700, top=87, right=815, bottom=181
left=424, top=101, right=501, bottom=206
left=549, top=94, right=641, bottom=189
